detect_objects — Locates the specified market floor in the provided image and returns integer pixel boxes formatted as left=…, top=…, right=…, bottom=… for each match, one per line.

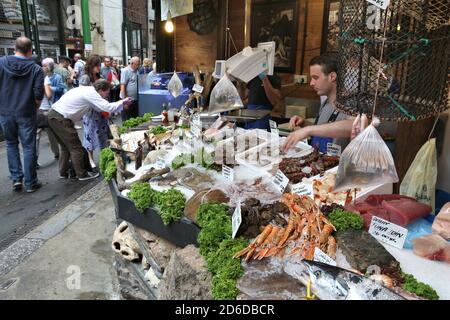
left=0, top=180, right=121, bottom=299
left=0, top=125, right=99, bottom=251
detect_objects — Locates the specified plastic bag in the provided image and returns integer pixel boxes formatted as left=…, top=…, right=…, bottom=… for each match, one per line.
left=400, top=138, right=437, bottom=211
left=167, top=71, right=183, bottom=98
left=208, top=74, right=243, bottom=114
left=403, top=218, right=433, bottom=249
left=334, top=119, right=399, bottom=192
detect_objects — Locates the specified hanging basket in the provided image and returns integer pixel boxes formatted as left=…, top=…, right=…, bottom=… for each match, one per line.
left=187, top=0, right=217, bottom=36
left=335, top=0, right=450, bottom=121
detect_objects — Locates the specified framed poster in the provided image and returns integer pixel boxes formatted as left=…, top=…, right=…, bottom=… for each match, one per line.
left=321, top=0, right=340, bottom=53
left=251, top=0, right=299, bottom=73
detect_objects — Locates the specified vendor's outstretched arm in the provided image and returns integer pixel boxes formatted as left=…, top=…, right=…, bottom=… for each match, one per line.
left=262, top=76, right=282, bottom=107
left=282, top=118, right=354, bottom=152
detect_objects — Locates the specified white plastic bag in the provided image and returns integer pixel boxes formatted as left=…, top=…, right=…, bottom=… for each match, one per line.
left=208, top=74, right=243, bottom=114
left=167, top=71, right=183, bottom=98
left=334, top=119, right=399, bottom=192
left=400, top=138, right=437, bottom=211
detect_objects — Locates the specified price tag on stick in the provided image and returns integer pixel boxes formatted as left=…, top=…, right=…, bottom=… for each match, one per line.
left=232, top=201, right=242, bottom=239
left=273, top=170, right=289, bottom=194
left=193, top=84, right=204, bottom=93
left=222, top=164, right=234, bottom=182
left=269, top=120, right=279, bottom=136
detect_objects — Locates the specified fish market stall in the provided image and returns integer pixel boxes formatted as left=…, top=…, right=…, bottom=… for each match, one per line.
left=104, top=108, right=450, bottom=301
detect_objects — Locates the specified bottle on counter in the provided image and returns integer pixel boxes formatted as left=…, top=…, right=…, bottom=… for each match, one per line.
left=162, top=102, right=169, bottom=125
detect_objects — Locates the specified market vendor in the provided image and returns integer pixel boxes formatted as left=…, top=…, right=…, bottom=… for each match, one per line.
left=282, top=53, right=354, bottom=153
left=236, top=73, right=283, bottom=130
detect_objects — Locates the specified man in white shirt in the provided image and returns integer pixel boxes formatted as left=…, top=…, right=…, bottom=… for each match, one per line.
left=48, top=79, right=132, bottom=180
left=73, top=53, right=85, bottom=87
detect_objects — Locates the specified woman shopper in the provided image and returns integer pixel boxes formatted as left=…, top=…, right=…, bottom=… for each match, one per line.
left=36, top=57, right=65, bottom=168
left=79, top=55, right=109, bottom=172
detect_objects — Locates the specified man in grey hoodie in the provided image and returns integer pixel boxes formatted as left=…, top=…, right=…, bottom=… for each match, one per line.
left=0, top=37, right=45, bottom=193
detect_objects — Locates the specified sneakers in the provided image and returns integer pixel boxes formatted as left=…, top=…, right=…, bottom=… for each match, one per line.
left=26, top=182, right=42, bottom=193
left=59, top=174, right=68, bottom=179
left=13, top=180, right=23, bottom=191
left=78, top=171, right=100, bottom=181
left=74, top=125, right=82, bottom=130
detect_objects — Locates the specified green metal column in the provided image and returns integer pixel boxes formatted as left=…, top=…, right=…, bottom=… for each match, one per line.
left=19, top=0, right=31, bottom=39
left=81, top=0, right=91, bottom=46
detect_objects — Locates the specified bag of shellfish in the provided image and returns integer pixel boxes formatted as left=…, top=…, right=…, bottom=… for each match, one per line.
left=334, top=117, right=399, bottom=192
left=168, top=71, right=183, bottom=98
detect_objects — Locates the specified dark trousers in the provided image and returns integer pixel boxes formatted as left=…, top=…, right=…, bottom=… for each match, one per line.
left=0, top=114, right=38, bottom=188
left=47, top=109, right=90, bottom=178
left=121, top=100, right=139, bottom=121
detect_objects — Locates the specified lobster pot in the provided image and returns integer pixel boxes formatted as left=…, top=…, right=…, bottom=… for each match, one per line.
left=336, top=0, right=450, bottom=121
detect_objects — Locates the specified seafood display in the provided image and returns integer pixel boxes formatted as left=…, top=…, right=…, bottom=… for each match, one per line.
left=109, top=116, right=443, bottom=300
left=173, top=167, right=218, bottom=193
left=222, top=177, right=282, bottom=206
left=236, top=198, right=290, bottom=238
left=312, top=172, right=360, bottom=206
left=284, top=259, right=405, bottom=300
left=344, top=194, right=432, bottom=229
left=234, top=194, right=337, bottom=262
left=279, top=148, right=340, bottom=184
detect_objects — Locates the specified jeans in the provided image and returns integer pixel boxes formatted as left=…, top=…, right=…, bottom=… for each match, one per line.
left=0, top=114, right=38, bottom=188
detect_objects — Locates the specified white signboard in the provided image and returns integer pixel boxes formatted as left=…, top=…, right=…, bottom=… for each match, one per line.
left=313, top=247, right=337, bottom=266
left=273, top=170, right=289, bottom=194
left=366, top=0, right=390, bottom=10
left=232, top=201, right=242, bottom=239
left=369, top=216, right=408, bottom=249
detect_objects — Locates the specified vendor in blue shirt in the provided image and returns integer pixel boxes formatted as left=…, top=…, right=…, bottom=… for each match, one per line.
left=282, top=53, right=354, bottom=153
left=236, top=72, right=283, bottom=130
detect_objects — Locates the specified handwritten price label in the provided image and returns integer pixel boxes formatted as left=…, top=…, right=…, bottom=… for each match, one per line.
left=313, top=247, right=337, bottom=266
left=369, top=216, right=408, bottom=249
left=292, top=182, right=314, bottom=199
left=327, top=143, right=341, bottom=157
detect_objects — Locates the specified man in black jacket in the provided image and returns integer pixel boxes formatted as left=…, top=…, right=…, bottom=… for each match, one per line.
left=0, top=37, right=45, bottom=193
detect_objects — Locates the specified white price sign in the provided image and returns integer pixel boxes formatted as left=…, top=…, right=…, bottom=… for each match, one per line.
left=269, top=120, right=279, bottom=135
left=366, top=0, right=390, bottom=10
left=273, top=170, right=289, bottom=194
left=191, top=123, right=202, bottom=138
left=222, top=165, right=234, bottom=182
left=193, top=84, right=204, bottom=93
left=313, top=247, right=337, bottom=266
left=369, top=216, right=408, bottom=249
left=327, top=143, right=341, bottom=157
left=232, top=201, right=242, bottom=239
left=291, top=182, right=314, bottom=199
left=192, top=114, right=201, bottom=127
